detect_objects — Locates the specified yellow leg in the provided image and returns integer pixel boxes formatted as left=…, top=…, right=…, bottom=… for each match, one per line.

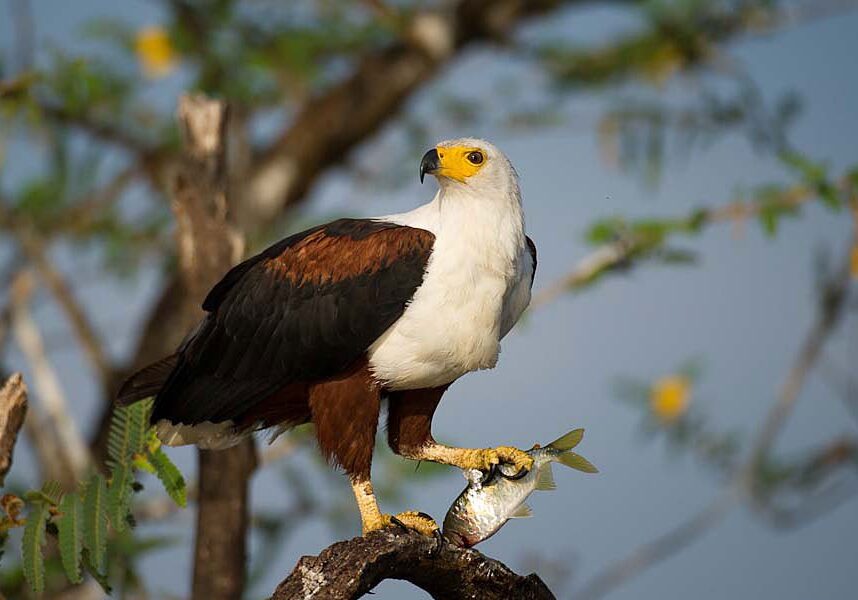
left=350, top=478, right=439, bottom=537
left=411, top=443, right=534, bottom=473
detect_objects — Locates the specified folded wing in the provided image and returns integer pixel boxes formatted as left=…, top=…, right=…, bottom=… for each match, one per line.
left=117, top=218, right=434, bottom=429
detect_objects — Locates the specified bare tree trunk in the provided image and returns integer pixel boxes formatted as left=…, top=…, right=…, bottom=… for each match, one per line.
left=271, top=529, right=556, bottom=600
left=170, top=94, right=255, bottom=600
left=194, top=444, right=257, bottom=600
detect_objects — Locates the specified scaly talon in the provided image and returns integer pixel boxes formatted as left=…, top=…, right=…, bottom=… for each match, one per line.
left=365, top=510, right=439, bottom=537
left=389, top=510, right=440, bottom=537
left=494, top=445, right=534, bottom=474
left=452, top=446, right=534, bottom=475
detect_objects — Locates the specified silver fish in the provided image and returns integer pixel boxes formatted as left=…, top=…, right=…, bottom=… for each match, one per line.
left=442, top=429, right=597, bottom=548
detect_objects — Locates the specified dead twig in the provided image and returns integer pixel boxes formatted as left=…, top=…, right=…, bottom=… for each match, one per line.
left=9, top=270, right=89, bottom=488
left=16, top=230, right=112, bottom=387
left=0, top=373, right=28, bottom=486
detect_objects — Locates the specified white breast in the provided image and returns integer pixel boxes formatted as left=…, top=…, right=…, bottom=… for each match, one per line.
left=367, top=192, right=531, bottom=391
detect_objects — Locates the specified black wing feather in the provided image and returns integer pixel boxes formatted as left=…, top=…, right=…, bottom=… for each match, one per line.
left=140, top=219, right=433, bottom=427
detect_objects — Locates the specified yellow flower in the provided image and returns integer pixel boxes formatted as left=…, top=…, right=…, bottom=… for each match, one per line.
left=650, top=375, right=691, bottom=423
left=135, top=26, right=177, bottom=78
left=850, top=244, right=858, bottom=280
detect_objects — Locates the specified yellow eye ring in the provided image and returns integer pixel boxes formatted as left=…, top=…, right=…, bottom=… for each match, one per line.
left=466, top=151, right=484, bottom=165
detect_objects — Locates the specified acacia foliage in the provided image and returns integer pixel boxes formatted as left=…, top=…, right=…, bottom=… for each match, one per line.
left=12, top=400, right=186, bottom=594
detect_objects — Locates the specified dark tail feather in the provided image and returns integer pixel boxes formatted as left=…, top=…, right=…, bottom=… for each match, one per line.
left=116, top=354, right=179, bottom=406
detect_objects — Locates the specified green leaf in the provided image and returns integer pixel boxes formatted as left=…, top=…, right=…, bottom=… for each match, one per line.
left=22, top=501, right=50, bottom=594
left=24, top=480, right=64, bottom=506
left=57, top=494, right=83, bottom=584
left=780, top=151, right=841, bottom=211
left=759, top=205, right=778, bottom=237
left=107, top=465, right=134, bottom=533
left=586, top=218, right=625, bottom=245
left=816, top=183, right=840, bottom=211
left=107, top=399, right=152, bottom=469
left=41, top=481, right=64, bottom=505
left=82, top=548, right=113, bottom=594
left=83, top=473, right=109, bottom=575
left=133, top=454, right=156, bottom=474
left=149, top=448, right=187, bottom=508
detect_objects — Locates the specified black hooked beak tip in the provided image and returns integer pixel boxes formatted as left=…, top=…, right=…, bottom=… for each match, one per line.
left=419, top=148, right=440, bottom=184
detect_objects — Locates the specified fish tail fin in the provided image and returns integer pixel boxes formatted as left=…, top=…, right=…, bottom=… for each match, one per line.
left=557, top=451, right=599, bottom=474
left=546, top=428, right=599, bottom=473
left=535, top=463, right=556, bottom=491
left=546, top=428, right=584, bottom=451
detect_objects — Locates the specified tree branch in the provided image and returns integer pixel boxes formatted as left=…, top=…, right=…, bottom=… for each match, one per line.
left=531, top=177, right=846, bottom=309
left=9, top=270, right=89, bottom=488
left=16, top=230, right=112, bottom=387
left=570, top=491, right=736, bottom=600
left=0, top=373, right=28, bottom=486
left=243, top=0, right=604, bottom=225
left=271, top=529, right=556, bottom=600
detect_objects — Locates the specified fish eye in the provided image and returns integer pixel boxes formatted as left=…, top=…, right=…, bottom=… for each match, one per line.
left=466, top=151, right=484, bottom=165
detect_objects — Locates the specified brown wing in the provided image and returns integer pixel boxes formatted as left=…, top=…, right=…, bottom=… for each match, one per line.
left=118, top=218, right=434, bottom=427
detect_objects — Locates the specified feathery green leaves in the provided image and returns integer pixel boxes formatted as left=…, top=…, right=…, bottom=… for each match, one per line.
left=57, top=494, right=84, bottom=584
left=108, top=464, right=134, bottom=532
left=83, top=473, right=109, bottom=576
left=24, top=480, right=64, bottom=506
left=107, top=398, right=152, bottom=468
left=22, top=501, right=51, bottom=594
left=150, top=447, right=187, bottom=507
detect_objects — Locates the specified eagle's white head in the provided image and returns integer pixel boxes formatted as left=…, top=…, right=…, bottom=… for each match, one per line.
left=419, top=137, right=520, bottom=202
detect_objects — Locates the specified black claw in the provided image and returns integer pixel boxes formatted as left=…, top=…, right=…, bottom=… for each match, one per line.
left=500, top=465, right=530, bottom=481
left=389, top=516, right=409, bottom=532
left=481, top=464, right=499, bottom=484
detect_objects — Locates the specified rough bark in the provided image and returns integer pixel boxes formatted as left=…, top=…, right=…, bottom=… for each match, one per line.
left=271, top=529, right=556, bottom=600
left=0, top=373, right=27, bottom=486
left=170, top=94, right=256, bottom=600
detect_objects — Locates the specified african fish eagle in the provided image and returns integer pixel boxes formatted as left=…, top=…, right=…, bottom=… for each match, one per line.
left=117, top=138, right=537, bottom=536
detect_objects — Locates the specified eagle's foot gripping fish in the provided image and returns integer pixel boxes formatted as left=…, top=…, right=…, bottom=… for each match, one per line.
left=442, top=429, right=598, bottom=548
left=454, top=446, right=535, bottom=476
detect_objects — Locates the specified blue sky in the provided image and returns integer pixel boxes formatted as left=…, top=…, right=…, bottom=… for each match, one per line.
left=2, top=2, right=857, bottom=599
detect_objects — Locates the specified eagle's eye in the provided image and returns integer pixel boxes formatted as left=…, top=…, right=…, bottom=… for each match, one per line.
left=466, top=151, right=484, bottom=165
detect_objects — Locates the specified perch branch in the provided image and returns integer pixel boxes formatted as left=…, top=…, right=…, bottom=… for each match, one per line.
left=271, top=529, right=556, bottom=600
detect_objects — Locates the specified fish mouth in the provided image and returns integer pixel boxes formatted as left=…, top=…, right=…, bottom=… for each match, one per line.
left=442, top=528, right=476, bottom=548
